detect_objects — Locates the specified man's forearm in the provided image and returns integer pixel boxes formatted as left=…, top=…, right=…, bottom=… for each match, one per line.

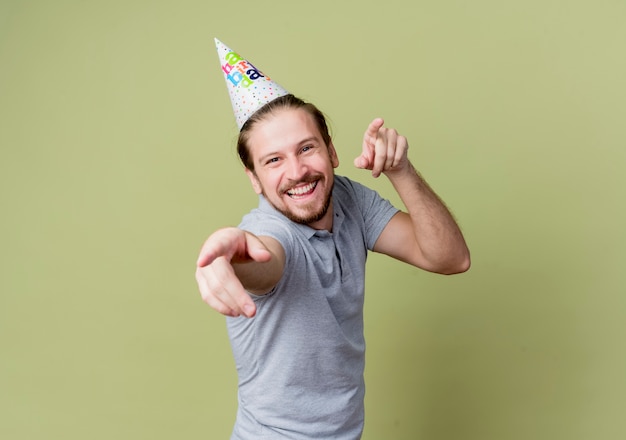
left=386, top=162, right=470, bottom=273
left=232, top=232, right=286, bottom=295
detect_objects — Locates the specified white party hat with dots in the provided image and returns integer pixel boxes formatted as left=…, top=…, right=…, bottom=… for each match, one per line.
left=215, top=38, right=289, bottom=130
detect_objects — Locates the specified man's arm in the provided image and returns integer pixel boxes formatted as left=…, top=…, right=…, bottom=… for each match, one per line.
left=354, top=118, right=470, bottom=274
left=195, top=227, right=285, bottom=317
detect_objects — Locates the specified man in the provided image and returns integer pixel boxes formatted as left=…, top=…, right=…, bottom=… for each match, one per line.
left=196, top=40, right=470, bottom=439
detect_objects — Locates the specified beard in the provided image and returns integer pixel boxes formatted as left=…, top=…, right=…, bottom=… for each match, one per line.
left=278, top=191, right=333, bottom=225
left=263, top=176, right=334, bottom=226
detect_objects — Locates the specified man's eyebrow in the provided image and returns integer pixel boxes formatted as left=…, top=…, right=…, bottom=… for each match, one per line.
left=298, top=136, right=319, bottom=145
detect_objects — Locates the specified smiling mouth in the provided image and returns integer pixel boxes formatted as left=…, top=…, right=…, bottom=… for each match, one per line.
left=286, top=180, right=318, bottom=199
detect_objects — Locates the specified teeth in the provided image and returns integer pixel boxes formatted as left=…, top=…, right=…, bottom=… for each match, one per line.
left=288, top=181, right=317, bottom=196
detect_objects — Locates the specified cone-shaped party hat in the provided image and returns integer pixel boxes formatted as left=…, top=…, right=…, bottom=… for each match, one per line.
left=215, top=38, right=289, bottom=130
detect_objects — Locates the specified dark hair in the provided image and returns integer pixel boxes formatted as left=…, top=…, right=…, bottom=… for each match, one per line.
left=237, top=94, right=332, bottom=171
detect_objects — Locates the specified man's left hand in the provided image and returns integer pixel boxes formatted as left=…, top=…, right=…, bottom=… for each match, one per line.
left=353, top=118, right=410, bottom=178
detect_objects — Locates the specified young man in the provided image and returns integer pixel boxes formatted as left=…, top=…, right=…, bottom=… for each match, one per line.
left=196, top=40, right=470, bottom=439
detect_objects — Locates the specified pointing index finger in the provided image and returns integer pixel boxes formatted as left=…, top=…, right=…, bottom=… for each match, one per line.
left=196, top=229, right=236, bottom=267
left=363, top=118, right=385, bottom=146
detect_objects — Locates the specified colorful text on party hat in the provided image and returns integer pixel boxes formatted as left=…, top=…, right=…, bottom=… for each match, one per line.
left=221, top=51, right=270, bottom=89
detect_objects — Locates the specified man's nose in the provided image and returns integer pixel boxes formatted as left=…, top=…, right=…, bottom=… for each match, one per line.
left=285, top=157, right=307, bottom=180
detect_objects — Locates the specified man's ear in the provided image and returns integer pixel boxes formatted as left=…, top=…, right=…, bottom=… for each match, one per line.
left=245, top=168, right=263, bottom=194
left=328, top=140, right=340, bottom=169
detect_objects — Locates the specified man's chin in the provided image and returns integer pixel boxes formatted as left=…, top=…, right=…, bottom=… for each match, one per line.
left=273, top=198, right=331, bottom=226
left=283, top=206, right=327, bottom=225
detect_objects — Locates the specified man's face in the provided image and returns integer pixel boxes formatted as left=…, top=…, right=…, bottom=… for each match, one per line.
left=245, top=108, right=340, bottom=230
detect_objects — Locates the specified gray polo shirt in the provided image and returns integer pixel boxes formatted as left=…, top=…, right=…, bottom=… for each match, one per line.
left=228, top=175, right=399, bottom=439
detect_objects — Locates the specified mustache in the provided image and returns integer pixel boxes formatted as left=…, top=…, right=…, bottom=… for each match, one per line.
left=279, top=174, right=322, bottom=193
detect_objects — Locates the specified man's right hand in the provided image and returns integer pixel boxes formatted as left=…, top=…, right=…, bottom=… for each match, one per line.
left=195, top=227, right=273, bottom=318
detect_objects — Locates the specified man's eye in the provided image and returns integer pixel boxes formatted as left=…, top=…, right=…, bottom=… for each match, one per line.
left=302, top=145, right=313, bottom=152
left=267, top=157, right=279, bottom=164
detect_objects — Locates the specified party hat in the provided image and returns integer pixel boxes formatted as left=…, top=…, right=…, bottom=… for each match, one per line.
left=215, top=38, right=289, bottom=129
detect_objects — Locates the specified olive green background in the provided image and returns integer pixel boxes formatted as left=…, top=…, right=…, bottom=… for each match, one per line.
left=1, top=0, right=624, bottom=439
